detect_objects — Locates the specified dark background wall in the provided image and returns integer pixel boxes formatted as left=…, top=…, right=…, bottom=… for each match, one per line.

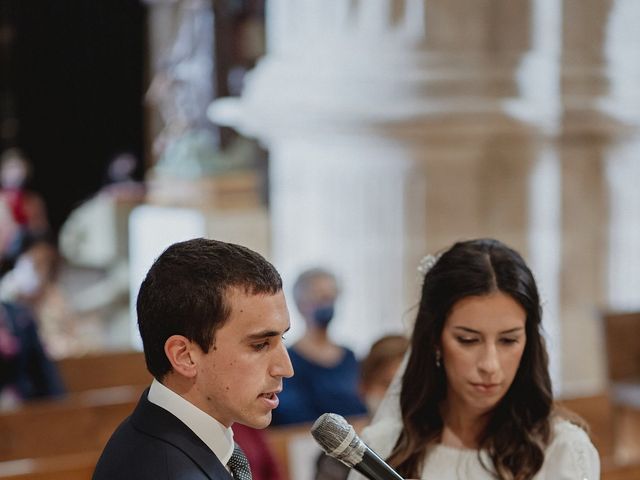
left=3, top=0, right=146, bottom=235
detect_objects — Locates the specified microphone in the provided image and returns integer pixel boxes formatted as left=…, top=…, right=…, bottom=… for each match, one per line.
left=310, top=413, right=404, bottom=480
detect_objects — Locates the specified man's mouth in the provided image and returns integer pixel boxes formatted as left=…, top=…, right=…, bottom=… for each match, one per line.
left=259, top=390, right=281, bottom=408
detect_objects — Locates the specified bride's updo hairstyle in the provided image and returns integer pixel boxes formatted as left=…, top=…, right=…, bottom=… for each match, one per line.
left=388, top=238, right=553, bottom=480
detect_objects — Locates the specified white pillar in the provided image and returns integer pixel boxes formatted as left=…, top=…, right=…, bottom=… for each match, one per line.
left=605, top=140, right=640, bottom=310
left=555, top=0, right=640, bottom=396
left=209, top=0, right=561, bottom=355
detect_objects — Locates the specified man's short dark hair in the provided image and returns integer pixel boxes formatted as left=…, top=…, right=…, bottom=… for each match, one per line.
left=137, top=238, right=282, bottom=380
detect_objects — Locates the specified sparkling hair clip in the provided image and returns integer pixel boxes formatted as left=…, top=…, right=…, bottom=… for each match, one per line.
left=417, top=253, right=439, bottom=278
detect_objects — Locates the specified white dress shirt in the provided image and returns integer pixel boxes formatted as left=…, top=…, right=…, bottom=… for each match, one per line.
left=148, top=379, right=235, bottom=467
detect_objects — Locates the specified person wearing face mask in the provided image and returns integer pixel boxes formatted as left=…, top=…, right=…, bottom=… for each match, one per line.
left=0, top=149, right=50, bottom=266
left=270, top=268, right=367, bottom=426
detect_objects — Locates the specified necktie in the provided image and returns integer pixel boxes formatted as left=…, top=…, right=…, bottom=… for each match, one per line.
left=227, top=444, right=252, bottom=480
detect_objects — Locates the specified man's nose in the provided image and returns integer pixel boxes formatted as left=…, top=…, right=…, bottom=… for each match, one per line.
left=272, top=342, right=294, bottom=378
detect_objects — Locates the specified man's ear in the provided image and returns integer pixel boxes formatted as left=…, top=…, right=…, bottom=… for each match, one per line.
left=164, top=335, right=198, bottom=378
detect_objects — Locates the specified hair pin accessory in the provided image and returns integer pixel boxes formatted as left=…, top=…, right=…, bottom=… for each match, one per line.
left=417, top=254, right=439, bottom=278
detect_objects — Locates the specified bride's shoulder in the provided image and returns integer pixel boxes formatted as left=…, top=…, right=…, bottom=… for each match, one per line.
left=550, top=417, right=593, bottom=444
left=542, top=418, right=600, bottom=479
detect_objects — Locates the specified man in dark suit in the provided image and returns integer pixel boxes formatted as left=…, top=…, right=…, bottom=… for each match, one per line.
left=93, top=238, right=294, bottom=479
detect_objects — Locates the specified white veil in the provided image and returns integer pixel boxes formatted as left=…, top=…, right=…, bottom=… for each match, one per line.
left=345, top=349, right=411, bottom=480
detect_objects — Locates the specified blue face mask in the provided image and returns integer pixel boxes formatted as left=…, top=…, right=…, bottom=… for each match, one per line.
left=312, top=305, right=335, bottom=328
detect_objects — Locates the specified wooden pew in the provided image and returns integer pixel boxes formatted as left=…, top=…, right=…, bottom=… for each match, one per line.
left=0, top=385, right=143, bottom=462
left=557, top=391, right=640, bottom=479
left=556, top=392, right=615, bottom=459
left=56, top=350, right=151, bottom=393
left=0, top=451, right=98, bottom=480
left=0, top=349, right=150, bottom=479
left=602, top=461, right=640, bottom=480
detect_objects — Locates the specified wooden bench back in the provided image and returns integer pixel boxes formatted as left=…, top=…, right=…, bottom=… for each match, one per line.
left=56, top=350, right=151, bottom=393
left=0, top=451, right=98, bottom=480
left=0, top=385, right=143, bottom=462
left=602, top=311, right=640, bottom=383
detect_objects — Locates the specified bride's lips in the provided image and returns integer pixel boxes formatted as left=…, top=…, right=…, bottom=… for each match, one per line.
left=470, top=382, right=500, bottom=394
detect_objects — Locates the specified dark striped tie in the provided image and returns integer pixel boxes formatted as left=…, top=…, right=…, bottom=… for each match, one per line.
left=227, top=444, right=252, bottom=480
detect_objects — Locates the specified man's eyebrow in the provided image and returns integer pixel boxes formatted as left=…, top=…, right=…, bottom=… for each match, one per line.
left=245, top=326, right=290, bottom=340
left=452, top=326, right=524, bottom=334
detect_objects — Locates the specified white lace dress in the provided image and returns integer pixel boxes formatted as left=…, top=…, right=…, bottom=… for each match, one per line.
left=346, top=417, right=600, bottom=480
left=347, top=354, right=599, bottom=480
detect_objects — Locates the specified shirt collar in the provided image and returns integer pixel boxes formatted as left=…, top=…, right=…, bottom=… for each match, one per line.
left=148, top=378, right=235, bottom=464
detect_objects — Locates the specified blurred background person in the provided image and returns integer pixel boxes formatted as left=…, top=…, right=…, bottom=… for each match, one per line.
left=0, top=300, right=66, bottom=410
left=0, top=234, right=84, bottom=358
left=0, top=234, right=66, bottom=409
left=271, top=267, right=367, bottom=426
left=358, top=334, right=410, bottom=417
left=58, top=152, right=146, bottom=349
left=100, top=151, right=147, bottom=202
left=0, top=148, right=50, bottom=269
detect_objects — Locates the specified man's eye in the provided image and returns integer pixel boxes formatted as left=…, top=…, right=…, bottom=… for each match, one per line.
left=252, top=342, right=268, bottom=351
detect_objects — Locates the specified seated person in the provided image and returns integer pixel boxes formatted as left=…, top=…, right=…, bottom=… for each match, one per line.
left=0, top=300, right=65, bottom=409
left=0, top=148, right=49, bottom=267
left=271, top=268, right=367, bottom=426
left=0, top=234, right=81, bottom=357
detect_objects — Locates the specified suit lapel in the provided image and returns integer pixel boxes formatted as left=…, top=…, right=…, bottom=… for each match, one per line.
left=131, top=389, right=233, bottom=479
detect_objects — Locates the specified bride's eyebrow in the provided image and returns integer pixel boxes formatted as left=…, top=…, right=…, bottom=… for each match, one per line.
left=499, top=327, right=525, bottom=334
left=451, top=326, right=524, bottom=334
left=452, top=326, right=481, bottom=334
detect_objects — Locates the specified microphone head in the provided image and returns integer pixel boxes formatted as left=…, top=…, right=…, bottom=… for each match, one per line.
left=310, top=413, right=366, bottom=468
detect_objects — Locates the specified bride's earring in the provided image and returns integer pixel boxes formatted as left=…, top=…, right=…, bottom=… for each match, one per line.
left=435, top=349, right=442, bottom=368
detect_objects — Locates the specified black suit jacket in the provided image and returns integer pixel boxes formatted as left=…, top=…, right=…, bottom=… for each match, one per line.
left=93, top=389, right=234, bottom=479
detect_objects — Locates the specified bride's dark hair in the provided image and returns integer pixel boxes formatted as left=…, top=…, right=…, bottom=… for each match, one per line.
left=387, top=238, right=553, bottom=480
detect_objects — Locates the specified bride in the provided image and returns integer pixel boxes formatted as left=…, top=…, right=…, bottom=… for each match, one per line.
left=348, top=238, right=599, bottom=480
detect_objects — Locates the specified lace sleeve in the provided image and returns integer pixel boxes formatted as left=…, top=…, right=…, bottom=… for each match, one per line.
left=542, top=420, right=600, bottom=480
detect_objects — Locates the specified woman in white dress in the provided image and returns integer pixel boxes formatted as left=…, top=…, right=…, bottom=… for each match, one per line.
left=348, top=238, right=599, bottom=480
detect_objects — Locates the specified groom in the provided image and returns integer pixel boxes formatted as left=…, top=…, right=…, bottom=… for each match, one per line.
left=93, top=238, right=294, bottom=479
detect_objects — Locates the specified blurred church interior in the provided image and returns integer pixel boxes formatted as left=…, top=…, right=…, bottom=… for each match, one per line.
left=0, top=1, right=639, bottom=479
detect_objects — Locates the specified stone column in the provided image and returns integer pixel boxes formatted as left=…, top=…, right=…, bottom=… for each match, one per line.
left=557, top=0, right=640, bottom=395
left=210, top=0, right=562, bottom=355
left=601, top=0, right=640, bottom=314
left=126, top=0, right=270, bottom=348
